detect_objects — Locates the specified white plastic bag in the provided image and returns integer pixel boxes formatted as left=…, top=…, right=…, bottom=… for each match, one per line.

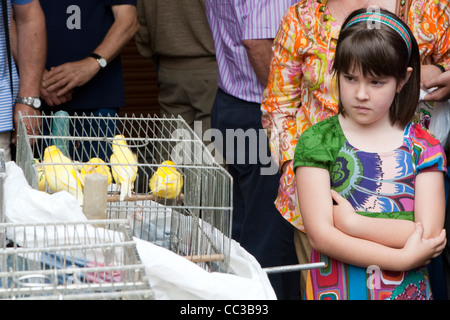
left=134, top=237, right=276, bottom=300
left=3, top=161, right=87, bottom=223
left=129, top=202, right=276, bottom=300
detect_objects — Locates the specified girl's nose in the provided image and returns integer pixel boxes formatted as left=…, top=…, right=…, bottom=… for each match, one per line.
left=355, top=84, right=369, bottom=101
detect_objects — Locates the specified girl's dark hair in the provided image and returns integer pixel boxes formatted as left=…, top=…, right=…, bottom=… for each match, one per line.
left=332, top=8, right=420, bottom=127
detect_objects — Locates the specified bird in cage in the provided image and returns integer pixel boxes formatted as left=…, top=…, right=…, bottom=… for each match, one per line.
left=110, top=135, right=138, bottom=201
left=79, top=157, right=113, bottom=187
left=42, top=145, right=84, bottom=205
left=149, top=160, right=183, bottom=199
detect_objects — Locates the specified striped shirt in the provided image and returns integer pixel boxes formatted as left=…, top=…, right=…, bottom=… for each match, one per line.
left=0, top=0, right=31, bottom=132
left=205, top=0, right=297, bottom=103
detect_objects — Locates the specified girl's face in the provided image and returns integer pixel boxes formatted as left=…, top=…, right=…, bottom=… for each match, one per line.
left=339, top=66, right=410, bottom=128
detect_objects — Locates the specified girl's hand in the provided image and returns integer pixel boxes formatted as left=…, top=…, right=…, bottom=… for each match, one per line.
left=402, top=222, right=447, bottom=269
left=331, top=189, right=358, bottom=234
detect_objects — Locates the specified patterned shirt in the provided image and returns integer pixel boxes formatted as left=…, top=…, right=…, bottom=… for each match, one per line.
left=205, top=0, right=298, bottom=103
left=294, top=115, right=447, bottom=300
left=0, top=0, right=31, bottom=132
left=261, top=0, right=450, bottom=231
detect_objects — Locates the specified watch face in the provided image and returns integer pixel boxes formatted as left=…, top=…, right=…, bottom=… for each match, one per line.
left=99, top=58, right=107, bottom=68
left=33, top=99, right=41, bottom=108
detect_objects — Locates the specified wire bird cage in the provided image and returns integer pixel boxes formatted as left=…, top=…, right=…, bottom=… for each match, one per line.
left=0, top=219, right=153, bottom=300
left=16, top=113, right=233, bottom=273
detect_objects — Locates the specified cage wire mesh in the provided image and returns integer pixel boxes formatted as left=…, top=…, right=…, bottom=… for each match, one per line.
left=0, top=219, right=153, bottom=300
left=16, top=112, right=233, bottom=273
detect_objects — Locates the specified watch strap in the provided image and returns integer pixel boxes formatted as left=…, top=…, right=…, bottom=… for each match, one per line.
left=90, top=53, right=107, bottom=68
left=90, top=53, right=102, bottom=60
left=16, top=96, right=41, bottom=109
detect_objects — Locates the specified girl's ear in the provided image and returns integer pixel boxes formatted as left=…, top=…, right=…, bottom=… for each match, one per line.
left=397, top=67, right=413, bottom=92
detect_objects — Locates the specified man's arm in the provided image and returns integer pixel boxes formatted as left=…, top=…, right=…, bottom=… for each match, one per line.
left=242, top=38, right=273, bottom=87
left=12, top=0, right=46, bottom=140
left=90, top=4, right=140, bottom=66
left=42, top=4, right=139, bottom=97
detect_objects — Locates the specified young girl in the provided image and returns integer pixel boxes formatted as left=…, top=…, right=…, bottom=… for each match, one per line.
left=294, top=8, right=447, bottom=300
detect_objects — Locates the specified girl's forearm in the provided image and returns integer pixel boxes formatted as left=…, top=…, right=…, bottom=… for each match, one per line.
left=339, top=213, right=415, bottom=249
left=308, top=224, right=418, bottom=271
left=334, top=172, right=446, bottom=248
left=299, top=170, right=409, bottom=270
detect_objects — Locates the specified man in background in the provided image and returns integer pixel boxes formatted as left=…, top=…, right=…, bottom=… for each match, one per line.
left=39, top=1, right=139, bottom=161
left=135, top=0, right=218, bottom=139
left=3, top=0, right=46, bottom=161
left=206, top=0, right=300, bottom=299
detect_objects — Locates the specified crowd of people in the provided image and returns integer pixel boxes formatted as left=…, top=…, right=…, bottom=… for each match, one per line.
left=2, top=0, right=450, bottom=300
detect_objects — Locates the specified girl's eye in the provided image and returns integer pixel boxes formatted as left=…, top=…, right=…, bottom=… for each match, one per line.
left=344, top=75, right=355, bottom=82
left=371, top=80, right=384, bottom=86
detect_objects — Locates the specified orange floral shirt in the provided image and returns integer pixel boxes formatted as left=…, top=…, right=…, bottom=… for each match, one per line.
left=261, top=0, right=450, bottom=231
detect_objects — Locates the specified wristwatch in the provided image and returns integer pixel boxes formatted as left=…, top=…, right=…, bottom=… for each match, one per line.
left=90, top=53, right=107, bottom=68
left=16, top=96, right=41, bottom=109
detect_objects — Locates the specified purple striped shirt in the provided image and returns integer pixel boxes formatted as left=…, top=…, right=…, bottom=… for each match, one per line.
left=206, top=0, right=297, bottom=103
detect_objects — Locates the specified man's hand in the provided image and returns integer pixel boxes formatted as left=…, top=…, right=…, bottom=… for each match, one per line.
left=41, top=58, right=100, bottom=98
left=40, top=69, right=73, bottom=106
left=40, top=85, right=73, bottom=106
left=12, top=103, right=41, bottom=145
left=421, top=65, right=450, bottom=101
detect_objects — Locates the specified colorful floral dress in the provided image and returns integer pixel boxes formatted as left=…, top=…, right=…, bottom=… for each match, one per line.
left=293, top=115, right=447, bottom=300
left=261, top=0, right=450, bottom=231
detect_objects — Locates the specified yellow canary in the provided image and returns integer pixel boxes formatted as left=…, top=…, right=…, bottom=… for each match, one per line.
left=42, top=145, right=84, bottom=205
left=33, top=158, right=46, bottom=191
left=149, top=160, right=183, bottom=199
left=110, top=135, right=138, bottom=201
left=79, top=157, right=112, bottom=186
